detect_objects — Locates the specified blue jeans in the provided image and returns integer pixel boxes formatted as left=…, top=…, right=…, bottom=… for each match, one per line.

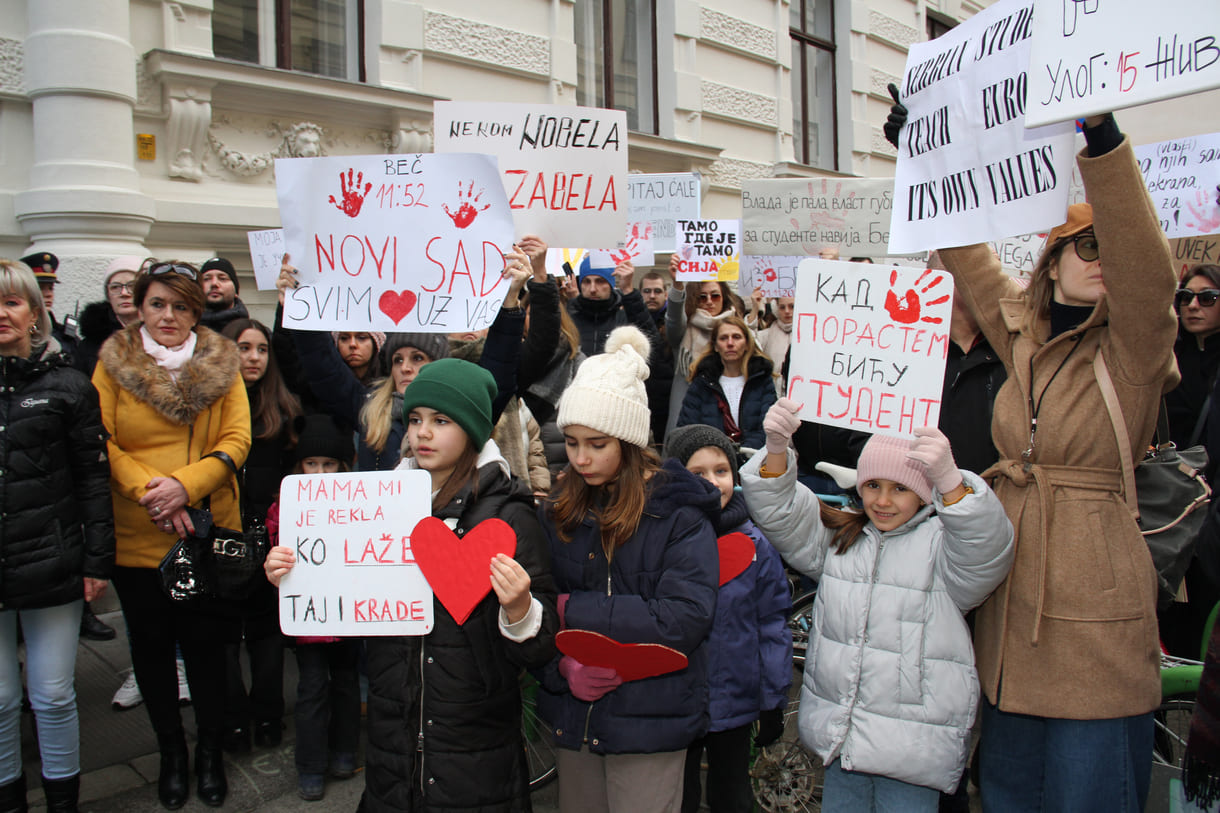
left=822, top=758, right=939, bottom=812
left=294, top=640, right=361, bottom=775
left=0, top=600, right=83, bottom=782
left=980, top=700, right=1154, bottom=812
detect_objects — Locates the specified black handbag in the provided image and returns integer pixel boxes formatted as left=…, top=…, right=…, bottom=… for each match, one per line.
left=1096, top=354, right=1212, bottom=608
left=157, top=451, right=268, bottom=602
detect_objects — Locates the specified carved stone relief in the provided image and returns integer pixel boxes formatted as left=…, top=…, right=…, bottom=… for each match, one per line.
left=868, top=10, right=920, bottom=49
left=701, top=80, right=778, bottom=127
left=165, top=83, right=213, bottom=182
left=699, top=9, right=776, bottom=61
left=207, top=121, right=326, bottom=178
left=706, top=157, right=772, bottom=188
left=423, top=11, right=550, bottom=75
left=0, top=38, right=24, bottom=95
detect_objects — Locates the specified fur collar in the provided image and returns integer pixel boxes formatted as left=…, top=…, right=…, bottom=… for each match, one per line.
left=98, top=324, right=240, bottom=425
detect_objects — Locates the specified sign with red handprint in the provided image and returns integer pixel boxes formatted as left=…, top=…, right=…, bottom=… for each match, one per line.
left=674, top=219, right=741, bottom=282
left=1133, top=133, right=1220, bottom=240
left=275, top=152, right=514, bottom=332
left=787, top=257, right=953, bottom=438
left=741, top=178, right=908, bottom=258
left=611, top=222, right=655, bottom=267
left=627, top=173, right=702, bottom=253
left=433, top=101, right=628, bottom=248
left=740, top=255, right=802, bottom=298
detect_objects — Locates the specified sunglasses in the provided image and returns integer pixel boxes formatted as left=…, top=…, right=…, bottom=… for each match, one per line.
left=1059, top=233, right=1100, bottom=263
left=149, top=262, right=197, bottom=281
left=1175, top=288, right=1220, bottom=308
left=698, top=291, right=723, bottom=302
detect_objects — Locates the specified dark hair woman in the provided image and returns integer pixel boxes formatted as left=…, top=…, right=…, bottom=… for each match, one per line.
left=93, top=262, right=251, bottom=810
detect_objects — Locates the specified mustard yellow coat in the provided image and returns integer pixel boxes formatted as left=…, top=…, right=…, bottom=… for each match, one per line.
left=93, top=325, right=251, bottom=569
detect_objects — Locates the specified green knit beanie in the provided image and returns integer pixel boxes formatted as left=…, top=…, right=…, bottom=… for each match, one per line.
left=400, top=358, right=497, bottom=449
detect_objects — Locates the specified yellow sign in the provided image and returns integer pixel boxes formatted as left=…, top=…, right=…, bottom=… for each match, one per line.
left=136, top=134, right=155, bottom=161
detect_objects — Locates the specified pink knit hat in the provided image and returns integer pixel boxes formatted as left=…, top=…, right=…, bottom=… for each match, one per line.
left=856, top=434, right=933, bottom=504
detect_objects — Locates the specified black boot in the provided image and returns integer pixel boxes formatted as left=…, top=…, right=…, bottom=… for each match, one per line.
left=195, top=729, right=228, bottom=807
left=156, top=732, right=189, bottom=810
left=0, top=773, right=27, bottom=813
left=79, top=603, right=116, bottom=641
left=41, top=774, right=79, bottom=813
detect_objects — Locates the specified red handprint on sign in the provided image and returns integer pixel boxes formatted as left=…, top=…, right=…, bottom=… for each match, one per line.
left=611, top=222, right=652, bottom=264
left=1184, top=188, right=1220, bottom=234
left=443, top=181, right=491, bottom=229
left=883, top=269, right=949, bottom=325
left=763, top=267, right=778, bottom=282
left=329, top=169, right=372, bottom=218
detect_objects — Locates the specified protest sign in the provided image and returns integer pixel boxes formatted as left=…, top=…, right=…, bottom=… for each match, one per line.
left=545, top=247, right=586, bottom=277
left=615, top=222, right=655, bottom=267
left=740, top=255, right=803, bottom=298
left=627, top=173, right=702, bottom=253
left=888, top=0, right=1077, bottom=254
left=675, top=219, right=741, bottom=282
left=788, top=258, right=952, bottom=436
left=1134, top=134, right=1220, bottom=239
left=1026, top=0, right=1220, bottom=128
left=278, top=470, right=433, bottom=636
left=275, top=153, right=513, bottom=333
left=433, top=101, right=628, bottom=248
left=742, top=178, right=899, bottom=257
left=1170, top=233, right=1220, bottom=277
left=988, top=231, right=1048, bottom=276
left=247, top=229, right=285, bottom=290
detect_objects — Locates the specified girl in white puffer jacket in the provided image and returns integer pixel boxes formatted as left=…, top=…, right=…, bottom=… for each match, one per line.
left=741, top=398, right=1014, bottom=812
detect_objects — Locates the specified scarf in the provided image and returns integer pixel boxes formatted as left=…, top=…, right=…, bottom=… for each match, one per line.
left=680, top=308, right=734, bottom=372
left=140, top=325, right=197, bottom=382
left=775, top=319, right=792, bottom=334
left=1185, top=621, right=1220, bottom=806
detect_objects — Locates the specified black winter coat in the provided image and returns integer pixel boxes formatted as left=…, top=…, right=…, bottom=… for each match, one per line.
left=677, top=354, right=776, bottom=450
left=73, top=300, right=122, bottom=377
left=1167, top=329, right=1220, bottom=450
left=362, top=457, right=558, bottom=813
left=939, top=334, right=1007, bottom=475
left=567, top=290, right=659, bottom=359
left=0, top=340, right=114, bottom=610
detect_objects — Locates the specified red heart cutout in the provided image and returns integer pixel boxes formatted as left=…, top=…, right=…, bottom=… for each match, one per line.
left=378, top=289, right=417, bottom=324
left=556, top=629, right=688, bottom=682
left=717, top=532, right=755, bottom=586
left=410, top=516, right=517, bottom=625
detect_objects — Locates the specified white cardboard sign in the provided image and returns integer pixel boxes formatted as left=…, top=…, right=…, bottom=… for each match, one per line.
left=247, top=229, right=285, bottom=291
left=740, top=256, right=804, bottom=298
left=1134, top=133, right=1220, bottom=239
left=674, top=219, right=741, bottom=281
left=788, top=258, right=952, bottom=436
left=627, top=173, right=702, bottom=253
left=888, top=0, right=1077, bottom=254
left=433, top=101, right=628, bottom=248
left=278, top=470, right=433, bottom=636
left=742, top=178, right=900, bottom=257
left=1026, top=0, right=1220, bottom=128
left=275, top=153, right=514, bottom=333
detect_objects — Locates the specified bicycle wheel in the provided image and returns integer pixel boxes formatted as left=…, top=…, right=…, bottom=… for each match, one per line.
left=1153, top=695, right=1196, bottom=768
left=520, top=673, right=557, bottom=791
left=789, top=590, right=816, bottom=671
left=751, top=695, right=822, bottom=812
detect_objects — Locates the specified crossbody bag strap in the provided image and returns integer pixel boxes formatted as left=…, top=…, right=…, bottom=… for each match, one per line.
left=1093, top=351, right=1140, bottom=521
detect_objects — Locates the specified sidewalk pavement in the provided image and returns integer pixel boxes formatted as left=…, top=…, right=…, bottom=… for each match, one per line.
left=19, top=590, right=559, bottom=812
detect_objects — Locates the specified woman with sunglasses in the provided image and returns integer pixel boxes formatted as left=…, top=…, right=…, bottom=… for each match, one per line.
left=917, top=112, right=1179, bottom=811
left=1167, top=265, right=1220, bottom=450
left=93, top=262, right=252, bottom=810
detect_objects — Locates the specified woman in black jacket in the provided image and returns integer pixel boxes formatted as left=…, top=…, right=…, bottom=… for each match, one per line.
left=0, top=258, right=115, bottom=813
left=677, top=315, right=777, bottom=452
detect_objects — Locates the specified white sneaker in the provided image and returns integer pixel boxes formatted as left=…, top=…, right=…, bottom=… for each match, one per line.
left=176, top=658, right=191, bottom=706
left=112, top=670, right=142, bottom=710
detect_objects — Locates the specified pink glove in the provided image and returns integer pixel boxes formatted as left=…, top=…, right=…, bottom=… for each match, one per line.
left=558, top=655, right=622, bottom=702
left=906, top=426, right=963, bottom=494
left=763, top=398, right=803, bottom=456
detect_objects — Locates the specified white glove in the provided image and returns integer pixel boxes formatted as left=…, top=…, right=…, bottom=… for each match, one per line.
left=906, top=426, right=963, bottom=494
left=763, top=398, right=803, bottom=456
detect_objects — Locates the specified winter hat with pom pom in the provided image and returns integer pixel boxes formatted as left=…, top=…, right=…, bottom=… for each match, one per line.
left=557, top=325, right=652, bottom=448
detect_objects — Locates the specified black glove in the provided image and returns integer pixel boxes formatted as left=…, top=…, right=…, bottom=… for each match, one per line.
left=883, top=83, right=907, bottom=150
left=753, top=706, right=786, bottom=748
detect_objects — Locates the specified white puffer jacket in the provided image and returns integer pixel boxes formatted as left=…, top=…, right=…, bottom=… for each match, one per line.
left=741, top=449, right=1014, bottom=793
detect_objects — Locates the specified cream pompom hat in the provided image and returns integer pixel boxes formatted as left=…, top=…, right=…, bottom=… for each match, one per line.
left=557, top=326, right=652, bottom=448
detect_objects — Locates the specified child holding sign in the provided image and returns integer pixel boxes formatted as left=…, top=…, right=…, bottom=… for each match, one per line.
left=741, top=401, right=1013, bottom=812
left=539, top=326, right=721, bottom=813
left=266, top=359, right=558, bottom=812
left=662, top=425, right=792, bottom=813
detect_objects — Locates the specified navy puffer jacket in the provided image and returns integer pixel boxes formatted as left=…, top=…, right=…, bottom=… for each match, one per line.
left=677, top=354, right=777, bottom=450
left=537, top=461, right=721, bottom=754
left=0, top=340, right=114, bottom=610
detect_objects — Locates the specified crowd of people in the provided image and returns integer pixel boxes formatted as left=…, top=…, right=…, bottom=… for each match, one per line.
left=1, top=104, right=1219, bottom=813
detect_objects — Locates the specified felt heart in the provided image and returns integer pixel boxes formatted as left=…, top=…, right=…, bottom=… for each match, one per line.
left=378, top=290, right=417, bottom=324
left=410, top=516, right=517, bottom=625
left=717, top=532, right=755, bottom=586
left=556, top=629, right=688, bottom=682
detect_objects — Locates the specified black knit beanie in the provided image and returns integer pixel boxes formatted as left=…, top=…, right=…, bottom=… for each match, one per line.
left=663, top=424, right=740, bottom=483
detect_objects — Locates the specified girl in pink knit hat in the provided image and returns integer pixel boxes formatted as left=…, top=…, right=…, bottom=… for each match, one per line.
left=740, top=399, right=1015, bottom=812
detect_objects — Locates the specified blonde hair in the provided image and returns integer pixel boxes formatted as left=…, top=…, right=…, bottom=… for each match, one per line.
left=0, top=260, right=51, bottom=348
left=688, top=314, right=765, bottom=381
left=360, top=376, right=399, bottom=454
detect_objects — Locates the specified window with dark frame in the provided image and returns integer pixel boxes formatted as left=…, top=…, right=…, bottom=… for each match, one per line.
left=926, top=12, right=956, bottom=41
left=575, top=0, right=659, bottom=134
left=790, top=0, right=837, bottom=170
left=213, top=0, right=365, bottom=82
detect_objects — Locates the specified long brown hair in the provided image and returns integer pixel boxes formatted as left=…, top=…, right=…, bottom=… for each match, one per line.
left=1022, top=239, right=1073, bottom=338
left=522, top=286, right=581, bottom=360
left=819, top=502, right=870, bottom=555
left=683, top=280, right=745, bottom=320
left=548, top=442, right=661, bottom=557
left=430, top=440, right=481, bottom=513
left=222, top=319, right=303, bottom=442
left=688, top=313, right=765, bottom=381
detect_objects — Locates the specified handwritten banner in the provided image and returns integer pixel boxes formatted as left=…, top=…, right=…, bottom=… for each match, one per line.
left=275, top=153, right=513, bottom=332
left=1134, top=133, right=1220, bottom=239
left=278, top=470, right=433, bottom=636
left=988, top=231, right=1049, bottom=276
left=1026, top=0, right=1220, bottom=127
left=433, top=101, right=628, bottom=248
left=247, top=229, right=285, bottom=291
left=742, top=178, right=900, bottom=257
left=1170, top=233, right=1220, bottom=278
left=788, top=258, right=952, bottom=436
left=888, top=0, right=1076, bottom=254
left=675, top=219, right=741, bottom=281
left=627, top=173, right=702, bottom=253
left=740, top=256, right=803, bottom=298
